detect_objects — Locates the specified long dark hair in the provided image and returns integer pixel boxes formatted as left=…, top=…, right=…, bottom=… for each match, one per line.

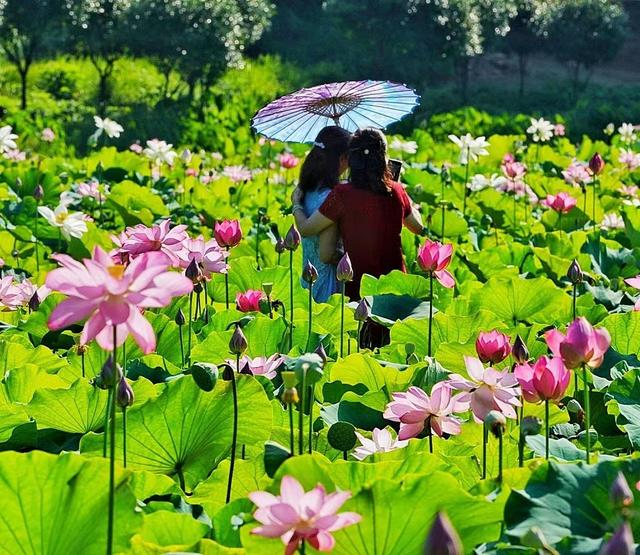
left=349, top=128, right=392, bottom=195
left=299, top=126, right=352, bottom=193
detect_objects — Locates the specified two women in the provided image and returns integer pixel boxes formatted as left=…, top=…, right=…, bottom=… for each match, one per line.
left=292, top=127, right=423, bottom=301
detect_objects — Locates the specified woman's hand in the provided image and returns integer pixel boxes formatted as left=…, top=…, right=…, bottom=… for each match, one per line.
left=291, top=187, right=304, bottom=205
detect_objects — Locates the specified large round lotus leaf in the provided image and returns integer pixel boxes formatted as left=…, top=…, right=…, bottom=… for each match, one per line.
left=0, top=451, right=140, bottom=554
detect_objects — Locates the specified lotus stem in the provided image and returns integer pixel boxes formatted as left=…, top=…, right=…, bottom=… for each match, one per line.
left=255, top=217, right=261, bottom=271
left=103, top=388, right=112, bottom=457
left=513, top=194, right=517, bottom=230
left=298, top=372, right=305, bottom=455
left=225, top=246, right=230, bottom=309
left=462, top=151, right=470, bottom=216
left=289, top=250, right=294, bottom=351
left=81, top=350, right=85, bottom=378
left=498, top=432, right=504, bottom=484
left=122, top=407, right=127, bottom=468
left=583, top=365, right=591, bottom=464
left=592, top=178, right=597, bottom=231
left=339, top=283, right=345, bottom=358
left=308, top=384, right=313, bottom=455
left=305, top=281, right=313, bottom=352
left=106, top=326, right=118, bottom=555
left=226, top=355, right=240, bottom=504
left=428, top=272, right=434, bottom=358
left=440, top=174, right=446, bottom=239
left=518, top=431, right=524, bottom=468
left=288, top=403, right=294, bottom=456
left=187, top=292, right=193, bottom=365
left=178, top=324, right=185, bottom=370
left=34, top=209, right=40, bottom=274
left=428, top=419, right=433, bottom=454
left=357, top=322, right=361, bottom=353
left=545, top=399, right=550, bottom=460
left=482, top=422, right=487, bottom=480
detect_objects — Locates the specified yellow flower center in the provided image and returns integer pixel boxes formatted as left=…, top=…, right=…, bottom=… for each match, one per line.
left=107, top=265, right=126, bottom=280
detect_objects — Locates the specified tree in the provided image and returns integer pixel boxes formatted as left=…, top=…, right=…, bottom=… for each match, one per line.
left=542, top=0, right=628, bottom=98
left=501, top=0, right=551, bottom=98
left=64, top=0, right=133, bottom=112
left=127, top=0, right=273, bottom=105
left=0, top=0, right=66, bottom=109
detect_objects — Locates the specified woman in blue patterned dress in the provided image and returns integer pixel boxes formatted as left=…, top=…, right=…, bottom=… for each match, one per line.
left=298, top=126, right=352, bottom=302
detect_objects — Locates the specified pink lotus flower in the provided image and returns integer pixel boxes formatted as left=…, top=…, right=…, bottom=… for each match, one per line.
left=226, top=354, right=285, bottom=379
left=562, top=161, right=591, bottom=187
left=4, top=149, right=26, bottom=161
left=475, top=330, right=511, bottom=364
left=448, top=356, right=521, bottom=423
left=619, top=150, right=640, bottom=171
left=502, top=153, right=516, bottom=165
left=514, top=356, right=570, bottom=403
left=185, top=167, right=198, bottom=177
left=416, top=240, right=454, bottom=288
left=625, top=276, right=640, bottom=310
left=214, top=220, right=242, bottom=248
left=543, top=192, right=577, bottom=214
left=223, top=165, right=252, bottom=182
left=501, top=161, right=526, bottom=180
left=620, top=184, right=638, bottom=197
left=383, top=383, right=468, bottom=440
left=554, top=123, right=566, bottom=137
left=76, top=180, right=107, bottom=201
left=545, top=317, right=611, bottom=369
left=118, top=220, right=189, bottom=266
left=41, top=128, right=55, bottom=142
left=236, top=290, right=265, bottom=312
left=179, top=236, right=228, bottom=279
left=0, top=275, right=25, bottom=311
left=353, top=428, right=408, bottom=460
left=279, top=153, right=299, bottom=169
left=46, top=247, right=192, bottom=353
left=250, top=477, right=361, bottom=554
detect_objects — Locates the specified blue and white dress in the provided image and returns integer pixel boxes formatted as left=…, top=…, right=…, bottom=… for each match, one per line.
left=301, top=188, right=339, bottom=302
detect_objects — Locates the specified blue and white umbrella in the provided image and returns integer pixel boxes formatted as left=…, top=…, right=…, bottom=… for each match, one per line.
left=251, top=80, right=420, bottom=143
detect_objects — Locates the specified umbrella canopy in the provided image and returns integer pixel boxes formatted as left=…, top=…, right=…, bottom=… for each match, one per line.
left=251, top=80, right=420, bottom=144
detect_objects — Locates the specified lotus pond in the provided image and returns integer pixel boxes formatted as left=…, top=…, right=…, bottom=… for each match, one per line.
left=1, top=121, right=640, bottom=554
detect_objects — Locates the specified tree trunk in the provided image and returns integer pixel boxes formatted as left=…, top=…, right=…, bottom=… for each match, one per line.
left=518, top=53, right=528, bottom=99
left=19, top=68, right=28, bottom=110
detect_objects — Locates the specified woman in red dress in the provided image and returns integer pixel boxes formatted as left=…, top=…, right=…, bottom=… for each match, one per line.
left=291, top=127, right=423, bottom=300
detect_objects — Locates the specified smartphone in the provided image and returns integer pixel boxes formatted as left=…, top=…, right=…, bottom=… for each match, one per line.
left=388, top=158, right=403, bottom=181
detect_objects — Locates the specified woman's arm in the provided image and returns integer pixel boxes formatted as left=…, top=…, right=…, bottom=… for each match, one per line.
left=404, top=204, right=424, bottom=235
left=318, top=224, right=340, bottom=264
left=291, top=187, right=334, bottom=237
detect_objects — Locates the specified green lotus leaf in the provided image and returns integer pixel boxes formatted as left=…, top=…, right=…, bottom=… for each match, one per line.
left=80, top=375, right=272, bottom=488
left=130, top=510, right=209, bottom=554
left=0, top=451, right=140, bottom=554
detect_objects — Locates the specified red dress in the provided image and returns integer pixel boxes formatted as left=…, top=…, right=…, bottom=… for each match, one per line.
left=319, top=181, right=412, bottom=299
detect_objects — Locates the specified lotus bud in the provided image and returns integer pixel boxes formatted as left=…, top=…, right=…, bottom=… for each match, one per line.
left=567, top=259, right=583, bottom=285
left=314, top=342, right=327, bottom=363
left=116, top=378, right=135, bottom=408
left=181, top=148, right=192, bottom=163
left=512, top=335, right=529, bottom=364
left=336, top=253, right=354, bottom=282
left=599, top=522, right=634, bottom=555
left=275, top=238, right=286, bottom=254
left=423, top=511, right=463, bottom=555
left=485, top=410, right=506, bottom=438
left=33, top=184, right=44, bottom=201
left=354, top=298, right=371, bottom=322
left=589, top=152, right=605, bottom=176
left=258, top=297, right=272, bottom=315
left=610, top=472, right=634, bottom=509
left=520, top=416, right=542, bottom=436
left=567, top=398, right=583, bottom=414
left=302, top=260, right=318, bottom=284
left=262, top=282, right=273, bottom=297
left=229, top=325, right=248, bottom=355
left=99, top=355, right=123, bottom=389
left=174, top=308, right=186, bottom=326
left=28, top=292, right=40, bottom=312
left=283, top=225, right=301, bottom=251
left=185, top=258, right=202, bottom=283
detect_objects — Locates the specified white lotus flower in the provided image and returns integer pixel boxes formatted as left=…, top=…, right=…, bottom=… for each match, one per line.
left=94, top=116, right=124, bottom=139
left=601, top=213, right=625, bottom=231
left=353, top=428, right=408, bottom=461
left=143, top=139, right=178, bottom=166
left=38, top=204, right=87, bottom=240
left=390, top=138, right=418, bottom=155
left=448, top=134, right=490, bottom=165
left=618, top=123, right=637, bottom=145
left=604, top=123, right=615, bottom=136
left=0, top=125, right=18, bottom=152
left=469, top=174, right=490, bottom=192
left=526, top=118, right=555, bottom=143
